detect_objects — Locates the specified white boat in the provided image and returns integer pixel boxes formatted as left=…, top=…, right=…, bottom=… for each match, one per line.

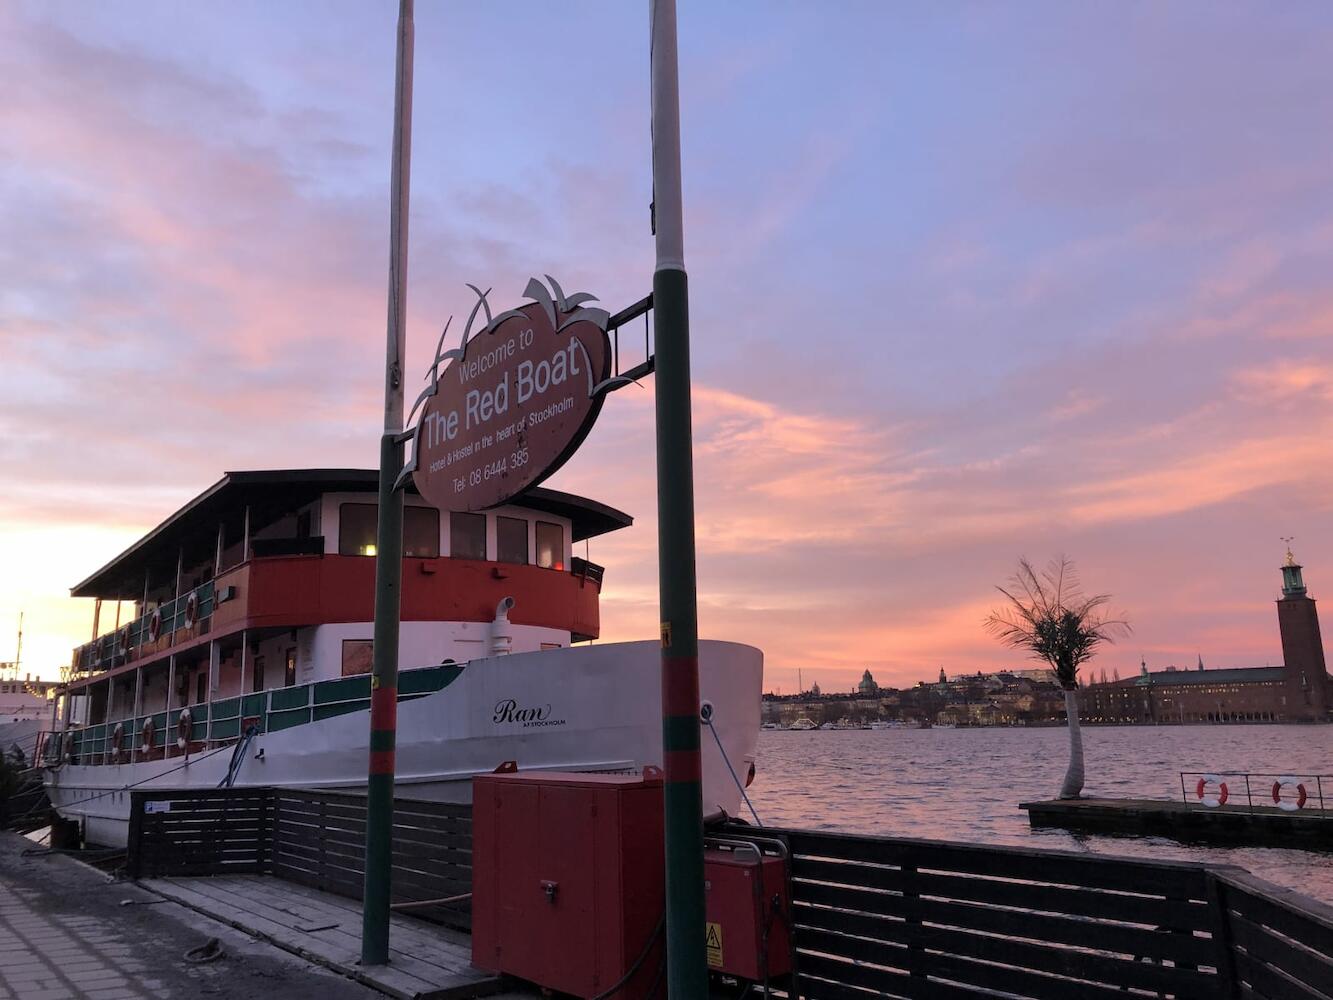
left=787, top=717, right=817, bottom=731
left=41, top=470, right=763, bottom=847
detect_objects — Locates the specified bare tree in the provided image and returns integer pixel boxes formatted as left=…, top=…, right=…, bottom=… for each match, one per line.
left=985, top=557, right=1129, bottom=799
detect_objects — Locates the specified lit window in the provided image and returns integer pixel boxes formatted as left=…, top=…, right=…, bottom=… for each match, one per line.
left=536, top=521, right=564, bottom=570
left=338, top=502, right=438, bottom=557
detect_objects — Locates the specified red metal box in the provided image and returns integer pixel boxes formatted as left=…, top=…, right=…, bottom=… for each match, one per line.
left=471, top=771, right=665, bottom=999
left=704, top=845, right=793, bottom=981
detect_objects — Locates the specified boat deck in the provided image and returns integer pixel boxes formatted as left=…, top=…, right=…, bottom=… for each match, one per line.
left=139, top=872, right=511, bottom=1000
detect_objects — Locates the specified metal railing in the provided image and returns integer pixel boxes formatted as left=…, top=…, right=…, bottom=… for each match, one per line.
left=40, top=662, right=463, bottom=767
left=1181, top=770, right=1330, bottom=812
left=72, top=579, right=217, bottom=676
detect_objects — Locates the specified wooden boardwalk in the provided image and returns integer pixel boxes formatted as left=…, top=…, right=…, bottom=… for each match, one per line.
left=140, top=873, right=508, bottom=1000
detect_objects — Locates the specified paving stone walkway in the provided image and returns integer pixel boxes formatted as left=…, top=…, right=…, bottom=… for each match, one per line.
left=0, top=832, right=381, bottom=1000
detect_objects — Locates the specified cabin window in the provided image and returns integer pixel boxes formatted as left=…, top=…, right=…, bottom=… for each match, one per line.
left=497, top=516, right=529, bottom=565
left=342, top=640, right=373, bottom=677
left=253, top=656, right=266, bottom=693
left=450, top=512, right=487, bottom=560
left=339, top=503, right=439, bottom=557
left=536, top=521, right=565, bottom=570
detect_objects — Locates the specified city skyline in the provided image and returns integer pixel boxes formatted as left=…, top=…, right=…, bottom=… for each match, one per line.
left=3, top=3, right=1333, bottom=690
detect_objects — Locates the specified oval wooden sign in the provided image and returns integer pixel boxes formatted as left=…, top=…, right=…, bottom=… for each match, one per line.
left=412, top=298, right=610, bottom=512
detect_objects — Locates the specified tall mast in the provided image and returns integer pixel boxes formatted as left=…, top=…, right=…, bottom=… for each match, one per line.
left=650, top=0, right=708, bottom=991
left=362, top=0, right=414, bottom=967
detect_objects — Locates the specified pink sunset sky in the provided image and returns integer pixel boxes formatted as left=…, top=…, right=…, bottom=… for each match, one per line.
left=2, top=3, right=1332, bottom=692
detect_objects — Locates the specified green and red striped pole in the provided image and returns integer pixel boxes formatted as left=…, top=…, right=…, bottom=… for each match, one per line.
left=362, top=0, right=414, bottom=968
left=650, top=1, right=709, bottom=993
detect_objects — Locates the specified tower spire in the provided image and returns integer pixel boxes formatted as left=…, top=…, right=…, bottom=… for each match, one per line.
left=1280, top=538, right=1307, bottom=598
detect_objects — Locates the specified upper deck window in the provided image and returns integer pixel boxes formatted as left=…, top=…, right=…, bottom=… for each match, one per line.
left=536, top=521, right=564, bottom=571
left=450, top=512, right=487, bottom=560
left=497, top=516, right=528, bottom=565
left=339, top=503, right=439, bottom=557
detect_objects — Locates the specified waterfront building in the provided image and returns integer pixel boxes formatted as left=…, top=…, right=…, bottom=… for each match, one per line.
left=858, top=669, right=878, bottom=696
left=0, top=675, right=57, bottom=725
left=1081, top=553, right=1331, bottom=724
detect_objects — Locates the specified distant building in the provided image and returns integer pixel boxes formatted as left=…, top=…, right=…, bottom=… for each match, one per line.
left=858, top=669, right=878, bottom=696
left=1081, top=552, right=1331, bottom=724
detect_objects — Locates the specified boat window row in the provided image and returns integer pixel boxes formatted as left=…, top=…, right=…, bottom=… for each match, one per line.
left=336, top=503, right=564, bottom=570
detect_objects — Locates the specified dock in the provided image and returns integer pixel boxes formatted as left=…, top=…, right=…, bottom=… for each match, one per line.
left=1022, top=796, right=1333, bottom=850
left=141, top=873, right=504, bottom=1000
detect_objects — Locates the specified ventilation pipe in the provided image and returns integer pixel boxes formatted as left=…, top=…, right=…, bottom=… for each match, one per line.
left=491, top=597, right=515, bottom=656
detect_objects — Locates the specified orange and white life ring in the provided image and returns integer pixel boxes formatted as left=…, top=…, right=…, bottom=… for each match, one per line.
left=110, top=723, right=125, bottom=758
left=1272, top=776, right=1308, bottom=812
left=1196, top=774, right=1229, bottom=808
left=141, top=717, right=156, bottom=754
left=63, top=731, right=76, bottom=762
left=119, top=626, right=133, bottom=655
left=183, top=592, right=198, bottom=629
left=148, top=609, right=162, bottom=643
left=177, top=708, right=193, bottom=749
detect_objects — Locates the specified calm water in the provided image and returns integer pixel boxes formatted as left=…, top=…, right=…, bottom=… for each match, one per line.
left=748, top=724, right=1333, bottom=901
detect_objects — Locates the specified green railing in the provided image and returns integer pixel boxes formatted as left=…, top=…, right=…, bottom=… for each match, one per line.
left=73, top=581, right=216, bottom=675
left=44, top=662, right=463, bottom=765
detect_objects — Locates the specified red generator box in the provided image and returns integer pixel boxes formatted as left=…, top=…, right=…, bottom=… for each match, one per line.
left=704, top=843, right=793, bottom=981
left=471, top=770, right=665, bottom=999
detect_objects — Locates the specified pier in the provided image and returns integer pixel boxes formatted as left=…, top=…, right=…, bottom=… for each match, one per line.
left=111, top=784, right=1333, bottom=1000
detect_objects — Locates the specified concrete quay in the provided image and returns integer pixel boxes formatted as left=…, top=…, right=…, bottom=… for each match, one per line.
left=1022, top=795, right=1333, bottom=850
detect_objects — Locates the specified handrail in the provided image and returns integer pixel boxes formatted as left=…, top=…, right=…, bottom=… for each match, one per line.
left=1181, top=770, right=1330, bottom=812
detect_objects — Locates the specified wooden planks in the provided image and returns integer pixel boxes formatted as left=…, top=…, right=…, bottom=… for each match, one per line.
left=735, top=824, right=1231, bottom=1000
left=139, top=873, right=500, bottom=1000
left=1218, top=872, right=1333, bottom=1000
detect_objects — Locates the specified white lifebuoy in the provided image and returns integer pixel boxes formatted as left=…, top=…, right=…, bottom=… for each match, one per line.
left=141, top=717, right=156, bottom=754
left=183, top=592, right=198, bottom=629
left=148, top=609, right=162, bottom=642
left=119, top=626, right=132, bottom=655
left=1271, top=776, right=1308, bottom=812
left=110, top=723, right=125, bottom=758
left=1196, top=774, right=1229, bottom=808
left=177, top=708, right=193, bottom=749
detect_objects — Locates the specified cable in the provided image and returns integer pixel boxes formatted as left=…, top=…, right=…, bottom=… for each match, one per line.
left=45, top=742, right=235, bottom=812
left=589, top=914, right=664, bottom=1000
left=701, top=707, right=763, bottom=826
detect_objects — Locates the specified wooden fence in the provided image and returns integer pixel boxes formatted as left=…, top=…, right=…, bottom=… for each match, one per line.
left=125, top=792, right=1331, bottom=997
left=128, top=786, right=471, bottom=930
left=725, top=824, right=1333, bottom=1000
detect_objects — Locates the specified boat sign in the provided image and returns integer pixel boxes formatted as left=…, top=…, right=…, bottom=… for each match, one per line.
left=408, top=277, right=612, bottom=512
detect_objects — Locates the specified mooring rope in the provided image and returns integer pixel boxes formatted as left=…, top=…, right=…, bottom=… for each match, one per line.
left=700, top=703, right=763, bottom=827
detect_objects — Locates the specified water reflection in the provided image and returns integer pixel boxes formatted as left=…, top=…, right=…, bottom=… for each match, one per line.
left=750, top=724, right=1333, bottom=900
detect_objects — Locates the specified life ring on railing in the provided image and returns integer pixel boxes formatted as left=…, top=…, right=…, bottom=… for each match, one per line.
left=177, top=708, right=193, bottom=749
left=63, top=731, right=75, bottom=763
left=119, top=626, right=133, bottom=655
left=1272, top=776, right=1308, bottom=812
left=141, top=717, right=156, bottom=754
left=148, top=609, right=162, bottom=643
left=1196, top=774, right=1228, bottom=807
left=183, top=592, right=198, bottom=629
left=110, top=723, right=125, bottom=758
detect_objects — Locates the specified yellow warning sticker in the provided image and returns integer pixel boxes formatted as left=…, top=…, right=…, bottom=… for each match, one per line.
left=705, top=921, right=723, bottom=968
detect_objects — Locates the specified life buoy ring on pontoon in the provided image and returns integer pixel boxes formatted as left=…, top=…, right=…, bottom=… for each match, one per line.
left=1196, top=774, right=1228, bottom=808
left=183, top=592, right=198, bottom=629
left=1271, top=777, right=1308, bottom=812
left=148, top=609, right=162, bottom=643
left=177, top=708, right=193, bottom=749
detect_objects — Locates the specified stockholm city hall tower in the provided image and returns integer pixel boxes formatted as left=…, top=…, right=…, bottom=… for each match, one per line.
left=1277, top=546, right=1332, bottom=721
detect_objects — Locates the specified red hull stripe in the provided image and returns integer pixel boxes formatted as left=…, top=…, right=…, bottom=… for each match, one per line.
left=661, top=655, right=700, bottom=716
left=369, top=750, right=396, bottom=775
left=663, top=749, right=702, bottom=783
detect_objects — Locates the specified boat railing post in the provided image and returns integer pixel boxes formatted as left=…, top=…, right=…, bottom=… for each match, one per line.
left=1243, top=774, right=1253, bottom=813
